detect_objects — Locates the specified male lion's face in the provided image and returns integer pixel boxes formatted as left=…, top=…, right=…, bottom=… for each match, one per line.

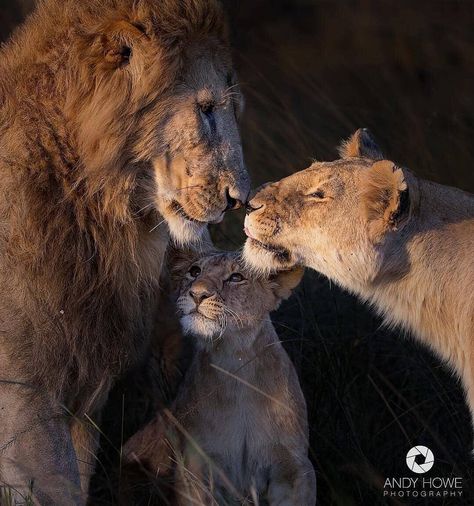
left=153, top=47, right=250, bottom=244
left=243, top=129, right=413, bottom=289
left=173, top=252, right=302, bottom=343
left=68, top=0, right=249, bottom=244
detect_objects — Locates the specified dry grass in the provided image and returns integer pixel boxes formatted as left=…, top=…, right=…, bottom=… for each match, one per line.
left=1, top=1, right=473, bottom=505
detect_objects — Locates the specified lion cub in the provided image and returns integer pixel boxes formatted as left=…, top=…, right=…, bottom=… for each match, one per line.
left=126, top=251, right=316, bottom=505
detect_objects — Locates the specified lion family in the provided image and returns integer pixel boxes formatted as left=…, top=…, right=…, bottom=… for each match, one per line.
left=0, top=0, right=472, bottom=505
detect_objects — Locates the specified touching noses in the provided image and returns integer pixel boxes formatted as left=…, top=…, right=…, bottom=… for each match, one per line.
left=245, top=182, right=273, bottom=214
left=224, top=187, right=243, bottom=211
left=190, top=283, right=215, bottom=306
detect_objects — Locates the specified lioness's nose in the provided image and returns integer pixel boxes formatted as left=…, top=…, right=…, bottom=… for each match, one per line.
left=245, top=201, right=264, bottom=214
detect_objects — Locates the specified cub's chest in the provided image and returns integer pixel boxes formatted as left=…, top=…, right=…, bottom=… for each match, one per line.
left=179, top=373, right=278, bottom=487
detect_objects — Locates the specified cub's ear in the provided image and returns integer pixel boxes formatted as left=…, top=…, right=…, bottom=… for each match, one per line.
left=270, top=267, right=305, bottom=302
left=338, top=128, right=383, bottom=160
left=362, top=160, right=410, bottom=241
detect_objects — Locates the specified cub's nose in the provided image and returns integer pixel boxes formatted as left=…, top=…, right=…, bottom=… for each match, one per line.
left=190, top=288, right=213, bottom=305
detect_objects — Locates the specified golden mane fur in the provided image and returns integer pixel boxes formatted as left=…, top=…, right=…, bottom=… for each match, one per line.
left=0, top=0, right=248, bottom=502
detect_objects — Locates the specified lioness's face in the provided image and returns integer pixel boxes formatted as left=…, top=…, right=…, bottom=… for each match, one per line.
left=70, top=1, right=249, bottom=244
left=174, top=252, right=302, bottom=342
left=243, top=130, right=412, bottom=289
left=244, top=161, right=372, bottom=279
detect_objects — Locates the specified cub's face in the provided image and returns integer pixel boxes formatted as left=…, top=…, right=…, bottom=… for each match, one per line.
left=174, top=252, right=303, bottom=341
left=243, top=129, right=413, bottom=289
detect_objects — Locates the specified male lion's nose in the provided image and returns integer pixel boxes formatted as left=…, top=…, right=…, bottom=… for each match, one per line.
left=224, top=187, right=242, bottom=211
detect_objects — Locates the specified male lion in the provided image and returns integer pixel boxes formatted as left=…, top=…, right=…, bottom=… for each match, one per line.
left=124, top=251, right=316, bottom=505
left=243, top=129, right=474, bottom=440
left=0, top=0, right=249, bottom=503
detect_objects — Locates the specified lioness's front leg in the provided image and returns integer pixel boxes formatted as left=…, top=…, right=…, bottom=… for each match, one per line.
left=0, top=381, right=83, bottom=505
left=267, top=455, right=316, bottom=506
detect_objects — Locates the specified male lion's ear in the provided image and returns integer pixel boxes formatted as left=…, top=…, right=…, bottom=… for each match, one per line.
left=338, top=128, right=383, bottom=160
left=270, top=267, right=305, bottom=302
left=362, top=160, right=410, bottom=241
left=98, top=20, right=146, bottom=68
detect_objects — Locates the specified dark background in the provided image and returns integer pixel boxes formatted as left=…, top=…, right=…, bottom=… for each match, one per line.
left=1, top=1, right=473, bottom=505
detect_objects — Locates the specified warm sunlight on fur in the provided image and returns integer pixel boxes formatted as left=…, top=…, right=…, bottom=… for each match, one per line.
left=0, top=0, right=248, bottom=503
left=244, top=128, right=474, bottom=434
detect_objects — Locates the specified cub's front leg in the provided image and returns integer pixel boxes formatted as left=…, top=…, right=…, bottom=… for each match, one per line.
left=174, top=446, right=221, bottom=506
left=267, top=455, right=316, bottom=506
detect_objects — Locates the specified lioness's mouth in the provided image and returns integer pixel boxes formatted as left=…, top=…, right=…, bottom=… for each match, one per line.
left=248, top=238, right=291, bottom=263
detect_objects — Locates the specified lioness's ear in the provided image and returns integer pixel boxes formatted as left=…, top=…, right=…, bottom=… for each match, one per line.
left=270, top=267, right=305, bottom=301
left=362, top=160, right=410, bottom=241
left=338, top=128, right=383, bottom=160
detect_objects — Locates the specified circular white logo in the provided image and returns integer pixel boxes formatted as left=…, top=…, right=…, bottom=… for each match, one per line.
left=406, top=446, right=434, bottom=474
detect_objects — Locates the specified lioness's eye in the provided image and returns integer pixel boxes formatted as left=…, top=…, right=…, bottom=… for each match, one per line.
left=189, top=265, right=201, bottom=278
left=227, top=273, right=245, bottom=283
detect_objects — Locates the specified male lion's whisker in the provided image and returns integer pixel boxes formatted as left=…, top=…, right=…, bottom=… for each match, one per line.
left=149, top=219, right=166, bottom=233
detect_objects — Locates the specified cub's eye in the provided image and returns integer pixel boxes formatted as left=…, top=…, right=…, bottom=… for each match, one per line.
left=189, top=265, right=201, bottom=278
left=227, top=273, right=245, bottom=283
left=307, top=190, right=325, bottom=199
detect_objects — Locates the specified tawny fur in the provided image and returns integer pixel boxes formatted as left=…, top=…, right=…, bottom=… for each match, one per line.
left=244, top=129, right=474, bottom=440
left=0, top=1, right=249, bottom=503
left=124, top=252, right=316, bottom=505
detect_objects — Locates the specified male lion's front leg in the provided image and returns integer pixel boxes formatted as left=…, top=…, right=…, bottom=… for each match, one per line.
left=266, top=455, right=316, bottom=506
left=0, top=381, right=83, bottom=505
left=70, top=418, right=100, bottom=498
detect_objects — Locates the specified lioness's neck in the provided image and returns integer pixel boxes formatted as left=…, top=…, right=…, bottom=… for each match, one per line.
left=361, top=178, right=474, bottom=372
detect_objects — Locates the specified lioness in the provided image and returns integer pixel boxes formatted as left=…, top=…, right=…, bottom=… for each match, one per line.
left=124, top=251, right=316, bottom=505
left=0, top=0, right=249, bottom=503
left=243, top=129, right=474, bottom=437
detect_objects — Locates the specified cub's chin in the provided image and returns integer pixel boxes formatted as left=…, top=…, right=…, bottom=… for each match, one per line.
left=243, top=238, right=295, bottom=274
left=180, top=313, right=223, bottom=340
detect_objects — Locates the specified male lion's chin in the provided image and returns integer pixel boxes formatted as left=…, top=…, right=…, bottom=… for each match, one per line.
left=180, top=314, right=222, bottom=340
left=166, top=213, right=206, bottom=246
left=242, top=238, right=295, bottom=274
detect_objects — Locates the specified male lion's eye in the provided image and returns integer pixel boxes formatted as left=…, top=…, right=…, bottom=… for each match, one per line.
left=308, top=190, right=325, bottom=199
left=199, top=101, right=215, bottom=118
left=189, top=265, right=201, bottom=278
left=227, top=273, right=245, bottom=283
